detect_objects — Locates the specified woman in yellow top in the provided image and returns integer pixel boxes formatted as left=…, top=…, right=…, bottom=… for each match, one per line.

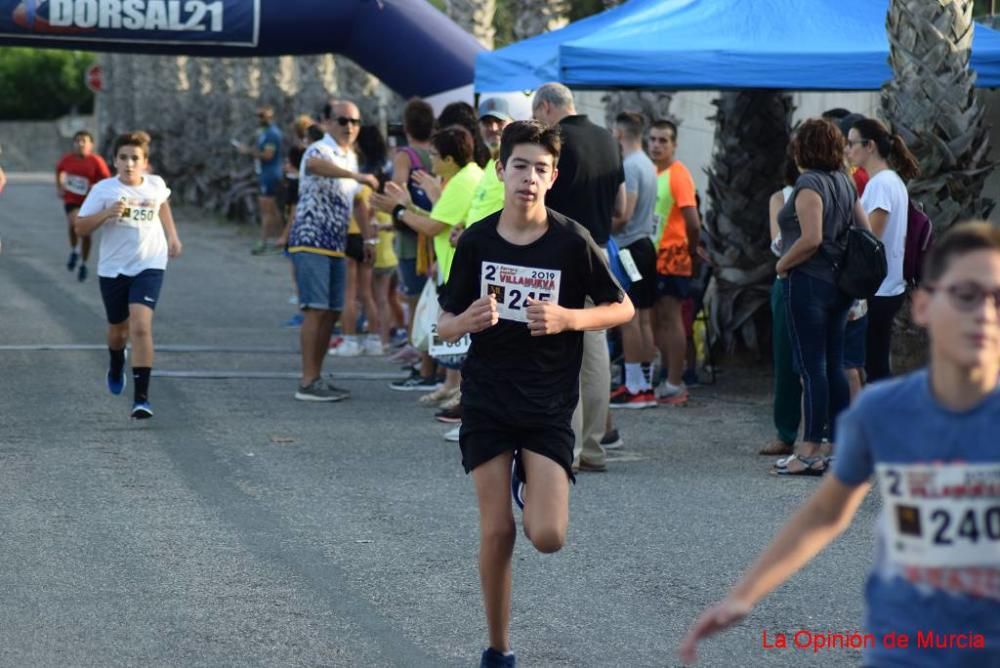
left=376, top=125, right=484, bottom=405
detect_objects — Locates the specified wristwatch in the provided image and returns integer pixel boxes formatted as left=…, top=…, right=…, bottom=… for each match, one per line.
left=392, top=204, right=407, bottom=223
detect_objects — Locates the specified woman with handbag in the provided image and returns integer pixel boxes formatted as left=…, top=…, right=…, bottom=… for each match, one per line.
left=846, top=118, right=921, bottom=382
left=772, top=119, right=872, bottom=476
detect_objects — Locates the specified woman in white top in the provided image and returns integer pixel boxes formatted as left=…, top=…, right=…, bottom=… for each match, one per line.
left=846, top=118, right=920, bottom=382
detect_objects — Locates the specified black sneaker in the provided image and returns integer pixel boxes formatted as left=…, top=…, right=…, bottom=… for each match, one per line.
left=77, top=264, right=88, bottom=282
left=600, top=428, right=623, bottom=450
left=481, top=647, right=516, bottom=668
left=434, top=405, right=462, bottom=424
left=67, top=250, right=79, bottom=271
left=295, top=378, right=349, bottom=402
left=389, top=374, right=439, bottom=392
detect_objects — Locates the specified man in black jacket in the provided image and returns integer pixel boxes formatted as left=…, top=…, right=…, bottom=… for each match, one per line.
left=533, top=82, right=626, bottom=472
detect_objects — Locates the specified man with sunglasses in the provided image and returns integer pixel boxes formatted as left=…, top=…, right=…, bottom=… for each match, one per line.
left=287, top=100, right=379, bottom=401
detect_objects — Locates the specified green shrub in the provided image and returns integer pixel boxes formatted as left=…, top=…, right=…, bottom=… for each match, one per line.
left=0, top=48, right=95, bottom=120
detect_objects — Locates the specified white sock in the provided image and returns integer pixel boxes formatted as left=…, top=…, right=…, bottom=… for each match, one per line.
left=625, top=363, right=644, bottom=394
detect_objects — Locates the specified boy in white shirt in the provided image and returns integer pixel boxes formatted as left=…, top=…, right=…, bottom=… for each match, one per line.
left=76, top=132, right=182, bottom=419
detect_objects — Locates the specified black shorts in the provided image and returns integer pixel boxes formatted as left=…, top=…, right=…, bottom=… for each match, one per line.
left=622, top=237, right=657, bottom=309
left=99, top=269, right=165, bottom=324
left=64, top=203, right=81, bottom=215
left=345, top=233, right=364, bottom=262
left=284, top=178, right=299, bottom=205
left=459, top=408, right=576, bottom=482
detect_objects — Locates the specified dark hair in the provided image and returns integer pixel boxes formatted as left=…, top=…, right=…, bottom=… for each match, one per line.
left=614, top=112, right=644, bottom=140
left=403, top=98, right=435, bottom=142
left=72, top=130, right=94, bottom=142
left=792, top=119, right=844, bottom=172
left=922, top=220, right=1000, bottom=285
left=431, top=125, right=475, bottom=168
left=821, top=107, right=851, bottom=121
left=650, top=119, right=677, bottom=141
left=851, top=118, right=921, bottom=181
left=322, top=99, right=356, bottom=121
left=113, top=131, right=151, bottom=158
left=498, top=120, right=561, bottom=167
left=438, top=101, right=490, bottom=167
left=306, top=124, right=324, bottom=143
left=782, top=140, right=799, bottom=187
left=357, top=125, right=389, bottom=176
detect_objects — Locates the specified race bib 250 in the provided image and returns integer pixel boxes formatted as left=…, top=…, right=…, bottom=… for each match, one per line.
left=480, top=261, right=561, bottom=324
left=116, top=197, right=158, bottom=228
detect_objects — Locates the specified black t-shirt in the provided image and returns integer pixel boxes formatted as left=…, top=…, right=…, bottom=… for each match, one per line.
left=440, top=209, right=625, bottom=426
left=544, top=115, right=625, bottom=246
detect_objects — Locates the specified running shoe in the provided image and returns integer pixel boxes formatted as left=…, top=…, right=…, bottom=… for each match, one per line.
left=331, top=337, right=361, bottom=357
left=682, top=368, right=702, bottom=388
left=389, top=374, right=439, bottom=392
left=295, top=378, right=349, bottom=402
left=387, top=344, right=421, bottom=365
left=510, top=453, right=525, bottom=511
left=600, top=428, right=623, bottom=450
left=481, top=648, right=516, bottom=668
left=130, top=401, right=153, bottom=419
left=389, top=328, right=408, bottom=348
left=362, top=335, right=385, bottom=356
left=443, top=425, right=461, bottom=442
left=656, top=380, right=689, bottom=405
left=67, top=250, right=79, bottom=271
left=107, top=364, right=127, bottom=396
left=435, top=404, right=462, bottom=424
left=282, top=313, right=304, bottom=327
left=77, top=264, right=88, bottom=282
left=609, top=387, right=654, bottom=409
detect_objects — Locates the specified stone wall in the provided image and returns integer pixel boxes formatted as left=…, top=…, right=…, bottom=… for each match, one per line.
left=0, top=115, right=97, bottom=172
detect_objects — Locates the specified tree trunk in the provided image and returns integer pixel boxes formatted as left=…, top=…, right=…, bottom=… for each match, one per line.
left=882, top=0, right=995, bottom=231
left=702, top=91, right=794, bottom=356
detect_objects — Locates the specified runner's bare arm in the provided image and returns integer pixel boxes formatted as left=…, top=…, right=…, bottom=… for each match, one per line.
left=55, top=170, right=65, bottom=198
left=391, top=151, right=411, bottom=188
left=438, top=295, right=498, bottom=341
left=524, top=295, right=634, bottom=336
left=159, top=201, right=183, bottom=258
left=75, top=201, right=126, bottom=235
left=682, top=205, right=701, bottom=260
left=775, top=189, right=823, bottom=275
left=678, top=476, right=870, bottom=664
left=612, top=185, right=637, bottom=233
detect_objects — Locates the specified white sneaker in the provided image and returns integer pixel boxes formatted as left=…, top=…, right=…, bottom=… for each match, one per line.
left=443, top=425, right=461, bottom=442
left=332, top=337, right=361, bottom=357
left=362, top=335, right=384, bottom=356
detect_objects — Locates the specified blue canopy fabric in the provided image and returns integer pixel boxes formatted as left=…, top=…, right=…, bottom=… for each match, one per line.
left=0, top=0, right=483, bottom=98
left=476, top=0, right=1000, bottom=92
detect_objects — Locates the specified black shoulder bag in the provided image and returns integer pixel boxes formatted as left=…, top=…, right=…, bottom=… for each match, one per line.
left=823, top=171, right=887, bottom=300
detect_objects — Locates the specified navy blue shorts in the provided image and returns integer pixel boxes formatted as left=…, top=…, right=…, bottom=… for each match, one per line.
left=844, top=315, right=868, bottom=370
left=99, top=269, right=165, bottom=324
left=656, top=274, right=691, bottom=299
left=397, top=258, right=427, bottom=297
left=258, top=172, right=281, bottom=197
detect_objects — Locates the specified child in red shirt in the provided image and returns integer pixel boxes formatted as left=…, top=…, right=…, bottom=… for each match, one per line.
left=56, top=130, right=111, bottom=281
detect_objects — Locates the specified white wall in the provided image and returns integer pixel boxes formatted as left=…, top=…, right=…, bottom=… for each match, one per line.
left=574, top=90, right=880, bottom=197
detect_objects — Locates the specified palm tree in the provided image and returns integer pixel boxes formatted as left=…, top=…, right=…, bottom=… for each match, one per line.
left=882, top=0, right=994, bottom=231
left=601, top=90, right=677, bottom=131
left=511, top=0, right=569, bottom=39
left=443, top=0, right=497, bottom=47
left=702, top=91, right=794, bottom=355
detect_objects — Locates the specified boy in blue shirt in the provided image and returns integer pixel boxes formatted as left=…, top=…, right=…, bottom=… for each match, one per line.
left=680, top=221, right=1000, bottom=667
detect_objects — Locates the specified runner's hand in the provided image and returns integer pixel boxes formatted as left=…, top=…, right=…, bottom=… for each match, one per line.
left=167, top=236, right=183, bottom=258
left=107, top=201, right=127, bottom=221
left=678, top=598, right=752, bottom=664
left=356, top=173, right=380, bottom=191
left=463, top=294, right=498, bottom=333
left=525, top=298, right=572, bottom=336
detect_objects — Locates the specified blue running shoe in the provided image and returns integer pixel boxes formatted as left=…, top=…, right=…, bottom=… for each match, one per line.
left=107, top=350, right=127, bottom=395
left=283, top=313, right=304, bottom=327
left=130, top=402, right=153, bottom=420
left=480, top=648, right=516, bottom=668
left=510, top=452, right=525, bottom=511
left=67, top=250, right=79, bottom=271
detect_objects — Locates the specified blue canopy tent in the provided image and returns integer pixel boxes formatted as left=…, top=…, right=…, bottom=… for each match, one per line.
left=476, top=0, right=1000, bottom=92
left=0, top=0, right=483, bottom=97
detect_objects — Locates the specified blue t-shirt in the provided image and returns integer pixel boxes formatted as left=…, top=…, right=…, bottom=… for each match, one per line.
left=833, top=370, right=1000, bottom=667
left=255, top=124, right=283, bottom=178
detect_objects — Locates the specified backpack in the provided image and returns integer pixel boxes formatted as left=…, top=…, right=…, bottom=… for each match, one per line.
left=398, top=146, right=434, bottom=212
left=824, top=172, right=888, bottom=300
left=904, top=199, right=934, bottom=286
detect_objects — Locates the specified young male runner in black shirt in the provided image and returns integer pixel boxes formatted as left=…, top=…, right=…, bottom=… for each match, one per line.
left=438, top=120, right=634, bottom=668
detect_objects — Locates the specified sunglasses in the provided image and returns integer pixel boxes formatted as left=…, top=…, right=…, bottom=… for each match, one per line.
left=926, top=281, right=1000, bottom=312
left=337, top=117, right=361, bottom=127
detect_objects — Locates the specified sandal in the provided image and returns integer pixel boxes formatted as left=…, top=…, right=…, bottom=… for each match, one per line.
left=772, top=455, right=827, bottom=477
left=759, top=440, right=794, bottom=456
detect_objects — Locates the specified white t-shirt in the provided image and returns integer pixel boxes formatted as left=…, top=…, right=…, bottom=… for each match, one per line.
left=78, top=175, right=172, bottom=278
left=861, top=169, right=908, bottom=297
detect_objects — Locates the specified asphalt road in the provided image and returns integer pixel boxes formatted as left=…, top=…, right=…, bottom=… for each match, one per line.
left=0, top=177, right=878, bottom=668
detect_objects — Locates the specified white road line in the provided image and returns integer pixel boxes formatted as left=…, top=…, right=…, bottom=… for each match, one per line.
left=153, top=370, right=406, bottom=380
left=0, top=344, right=298, bottom=353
